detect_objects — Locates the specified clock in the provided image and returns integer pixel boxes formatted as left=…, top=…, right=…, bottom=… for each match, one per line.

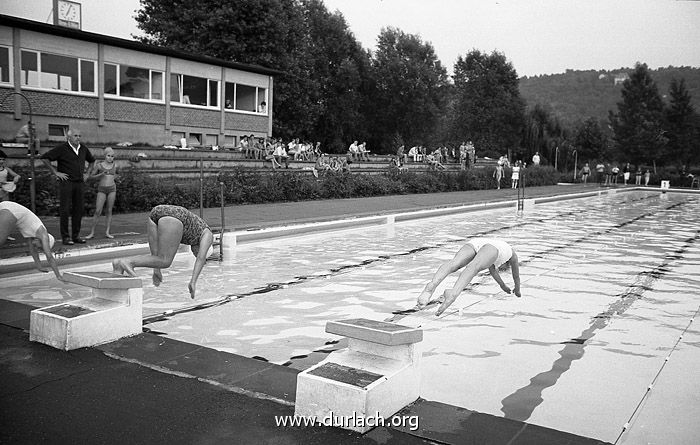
left=55, top=0, right=82, bottom=29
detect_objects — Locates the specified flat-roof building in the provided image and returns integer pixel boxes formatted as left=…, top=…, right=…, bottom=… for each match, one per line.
left=0, top=14, right=279, bottom=148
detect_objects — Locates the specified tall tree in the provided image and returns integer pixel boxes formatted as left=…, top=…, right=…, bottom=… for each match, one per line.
left=574, top=117, right=609, bottom=162
left=369, top=27, right=449, bottom=151
left=664, top=78, right=700, bottom=168
left=302, top=0, right=372, bottom=151
left=451, top=50, right=526, bottom=159
left=609, top=63, right=667, bottom=165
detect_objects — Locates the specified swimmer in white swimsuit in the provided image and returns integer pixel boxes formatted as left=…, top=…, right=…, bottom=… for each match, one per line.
left=0, top=201, right=63, bottom=280
left=417, top=237, right=521, bottom=315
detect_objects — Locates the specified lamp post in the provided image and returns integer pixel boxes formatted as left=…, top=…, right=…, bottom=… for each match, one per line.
left=0, top=92, right=37, bottom=213
left=572, top=149, right=578, bottom=182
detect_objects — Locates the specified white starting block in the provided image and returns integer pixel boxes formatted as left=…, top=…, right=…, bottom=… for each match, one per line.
left=30, top=271, right=143, bottom=350
left=295, top=318, right=422, bottom=433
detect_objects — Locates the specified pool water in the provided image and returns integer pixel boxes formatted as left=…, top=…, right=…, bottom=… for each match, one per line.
left=2, top=190, right=699, bottom=443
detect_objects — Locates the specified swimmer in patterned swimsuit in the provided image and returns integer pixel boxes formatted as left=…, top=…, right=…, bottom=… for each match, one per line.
left=416, top=237, right=521, bottom=316
left=112, top=204, right=213, bottom=298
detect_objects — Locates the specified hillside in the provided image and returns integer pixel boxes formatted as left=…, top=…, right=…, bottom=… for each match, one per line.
left=518, top=66, right=700, bottom=128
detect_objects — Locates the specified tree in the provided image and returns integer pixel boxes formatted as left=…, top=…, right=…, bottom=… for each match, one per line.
left=664, top=78, right=700, bottom=168
left=609, top=63, right=667, bottom=165
left=574, top=117, right=609, bottom=162
left=451, top=50, right=526, bottom=159
left=369, top=28, right=449, bottom=152
left=302, top=0, right=372, bottom=152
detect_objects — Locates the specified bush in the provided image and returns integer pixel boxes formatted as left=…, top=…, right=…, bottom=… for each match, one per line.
left=11, top=164, right=561, bottom=216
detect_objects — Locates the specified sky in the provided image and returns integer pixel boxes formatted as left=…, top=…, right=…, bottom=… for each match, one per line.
left=2, top=0, right=700, bottom=77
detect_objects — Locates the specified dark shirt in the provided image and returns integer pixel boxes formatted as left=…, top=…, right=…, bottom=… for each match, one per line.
left=41, top=142, right=95, bottom=181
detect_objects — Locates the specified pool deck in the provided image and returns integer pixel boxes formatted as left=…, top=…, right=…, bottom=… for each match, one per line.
left=0, top=183, right=670, bottom=444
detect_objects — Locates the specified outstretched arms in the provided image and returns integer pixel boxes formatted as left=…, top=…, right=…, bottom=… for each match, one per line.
left=188, top=229, right=214, bottom=299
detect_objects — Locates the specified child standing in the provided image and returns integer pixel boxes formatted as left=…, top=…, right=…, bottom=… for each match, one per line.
left=86, top=147, right=117, bottom=239
left=511, top=161, right=521, bottom=189
left=0, top=154, right=21, bottom=202
left=493, top=163, right=504, bottom=189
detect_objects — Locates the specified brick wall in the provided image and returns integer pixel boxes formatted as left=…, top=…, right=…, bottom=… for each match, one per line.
left=170, top=107, right=220, bottom=129
left=0, top=87, right=97, bottom=119
left=104, top=99, right=165, bottom=124
left=225, top=112, right=268, bottom=133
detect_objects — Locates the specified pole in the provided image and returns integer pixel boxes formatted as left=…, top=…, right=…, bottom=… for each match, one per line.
left=219, top=181, right=225, bottom=260
left=28, top=121, right=38, bottom=214
left=572, top=149, right=578, bottom=182
left=199, top=157, right=204, bottom=218
left=554, top=146, right=559, bottom=171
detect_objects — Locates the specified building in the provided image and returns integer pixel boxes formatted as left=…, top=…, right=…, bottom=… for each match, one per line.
left=0, top=14, right=279, bottom=147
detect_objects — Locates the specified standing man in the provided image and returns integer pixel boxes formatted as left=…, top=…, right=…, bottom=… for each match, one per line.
left=41, top=128, right=95, bottom=245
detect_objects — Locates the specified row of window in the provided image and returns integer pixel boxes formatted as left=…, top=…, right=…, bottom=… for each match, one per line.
left=43, top=124, right=245, bottom=148
left=0, top=46, right=268, bottom=114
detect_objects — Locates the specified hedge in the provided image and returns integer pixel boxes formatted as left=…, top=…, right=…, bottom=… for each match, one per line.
left=8, top=165, right=563, bottom=216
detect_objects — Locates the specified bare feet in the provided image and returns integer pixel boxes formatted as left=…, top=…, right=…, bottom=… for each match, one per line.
left=105, top=233, right=114, bottom=239
left=152, top=269, right=163, bottom=287
left=112, top=259, right=136, bottom=276
left=436, top=290, right=459, bottom=316
left=417, top=290, right=433, bottom=308
left=85, top=232, right=95, bottom=240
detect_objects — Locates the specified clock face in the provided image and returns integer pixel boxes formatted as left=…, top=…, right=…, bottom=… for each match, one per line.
left=57, top=0, right=81, bottom=28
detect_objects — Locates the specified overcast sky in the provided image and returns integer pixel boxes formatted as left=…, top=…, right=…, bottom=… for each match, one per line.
left=2, top=0, right=699, bottom=77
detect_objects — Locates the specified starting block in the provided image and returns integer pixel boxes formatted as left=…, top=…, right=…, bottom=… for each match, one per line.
left=295, top=318, right=422, bottom=433
left=30, top=271, right=142, bottom=350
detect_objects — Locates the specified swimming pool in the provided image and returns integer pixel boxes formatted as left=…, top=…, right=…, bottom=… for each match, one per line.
left=2, top=190, right=699, bottom=443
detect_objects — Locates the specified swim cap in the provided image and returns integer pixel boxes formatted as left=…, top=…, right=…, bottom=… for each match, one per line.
left=48, top=234, right=55, bottom=249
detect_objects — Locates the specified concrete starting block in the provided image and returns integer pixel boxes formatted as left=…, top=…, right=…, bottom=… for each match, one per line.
left=295, top=318, right=422, bottom=433
left=30, top=271, right=142, bottom=350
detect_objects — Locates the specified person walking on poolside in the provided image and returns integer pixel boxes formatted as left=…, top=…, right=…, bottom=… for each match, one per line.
left=40, top=128, right=95, bottom=245
left=112, top=205, right=213, bottom=299
left=579, top=162, right=591, bottom=184
left=86, top=147, right=118, bottom=239
left=0, top=201, right=63, bottom=280
left=416, top=237, right=521, bottom=316
left=493, top=163, right=504, bottom=189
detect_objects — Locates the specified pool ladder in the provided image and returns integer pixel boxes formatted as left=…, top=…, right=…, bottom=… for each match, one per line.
left=517, top=171, right=526, bottom=212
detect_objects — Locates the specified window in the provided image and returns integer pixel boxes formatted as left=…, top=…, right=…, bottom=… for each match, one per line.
left=21, top=50, right=38, bottom=86
left=20, top=50, right=94, bottom=93
left=205, top=134, right=218, bottom=146
left=235, top=84, right=256, bottom=112
left=224, top=82, right=267, bottom=113
left=224, top=135, right=237, bottom=148
left=48, top=124, right=68, bottom=138
left=104, top=63, right=163, bottom=101
left=171, top=74, right=219, bottom=108
left=0, top=46, right=10, bottom=83
left=189, top=133, right=202, bottom=145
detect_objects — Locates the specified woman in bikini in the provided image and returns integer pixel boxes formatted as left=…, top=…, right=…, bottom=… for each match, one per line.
left=86, top=146, right=117, bottom=239
left=112, top=205, right=213, bottom=299
left=417, top=237, right=521, bottom=316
